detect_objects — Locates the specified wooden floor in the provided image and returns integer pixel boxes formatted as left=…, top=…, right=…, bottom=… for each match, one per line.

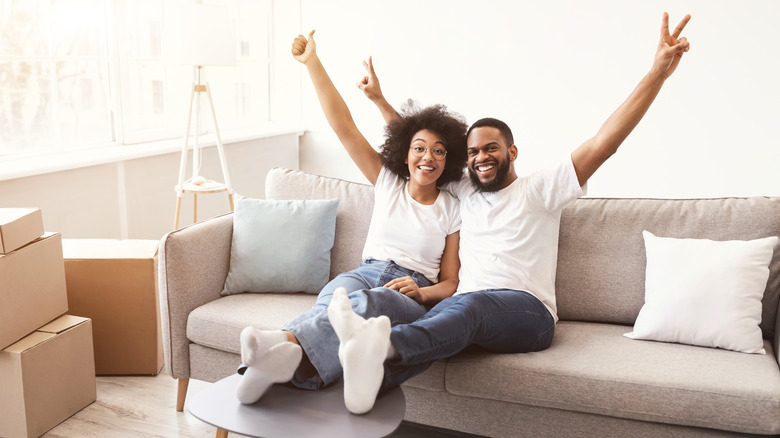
left=43, top=370, right=479, bottom=438
left=44, top=371, right=217, bottom=438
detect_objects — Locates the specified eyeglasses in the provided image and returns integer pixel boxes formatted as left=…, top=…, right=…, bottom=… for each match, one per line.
left=410, top=146, right=447, bottom=161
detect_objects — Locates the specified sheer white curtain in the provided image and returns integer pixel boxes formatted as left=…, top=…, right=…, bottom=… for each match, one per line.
left=0, top=0, right=273, bottom=156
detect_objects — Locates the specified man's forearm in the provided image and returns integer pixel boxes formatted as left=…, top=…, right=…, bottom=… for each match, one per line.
left=592, top=70, right=666, bottom=156
left=571, top=69, right=668, bottom=186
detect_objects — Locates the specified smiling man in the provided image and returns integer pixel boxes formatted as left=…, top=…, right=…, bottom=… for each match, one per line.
left=464, top=119, right=516, bottom=192
left=448, top=115, right=581, bottom=327
left=329, top=12, right=691, bottom=414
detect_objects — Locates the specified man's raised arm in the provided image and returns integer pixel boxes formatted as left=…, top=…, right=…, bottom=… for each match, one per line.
left=571, top=12, right=691, bottom=186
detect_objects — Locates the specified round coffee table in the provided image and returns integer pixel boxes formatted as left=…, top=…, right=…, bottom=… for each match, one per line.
left=188, top=374, right=406, bottom=438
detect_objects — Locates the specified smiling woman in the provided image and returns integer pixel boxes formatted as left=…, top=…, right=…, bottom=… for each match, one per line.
left=380, top=102, right=468, bottom=191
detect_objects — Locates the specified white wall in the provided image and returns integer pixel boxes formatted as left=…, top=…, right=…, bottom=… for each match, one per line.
left=297, top=0, right=780, bottom=198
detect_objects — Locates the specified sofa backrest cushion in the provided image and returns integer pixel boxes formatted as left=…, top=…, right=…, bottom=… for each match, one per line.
left=265, top=167, right=374, bottom=280
left=555, top=197, right=780, bottom=339
left=264, top=167, right=780, bottom=339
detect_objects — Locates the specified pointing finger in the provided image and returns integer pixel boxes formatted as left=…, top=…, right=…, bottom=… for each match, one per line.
left=367, top=56, right=376, bottom=77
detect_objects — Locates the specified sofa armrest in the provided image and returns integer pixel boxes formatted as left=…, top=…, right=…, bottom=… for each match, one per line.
left=775, top=299, right=780, bottom=367
left=158, top=213, right=233, bottom=379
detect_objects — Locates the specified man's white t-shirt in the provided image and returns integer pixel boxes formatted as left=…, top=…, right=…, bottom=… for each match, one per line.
left=448, top=157, right=586, bottom=321
left=362, top=167, right=461, bottom=283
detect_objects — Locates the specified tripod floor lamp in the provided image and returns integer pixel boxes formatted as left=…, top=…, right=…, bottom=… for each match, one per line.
left=167, top=3, right=236, bottom=229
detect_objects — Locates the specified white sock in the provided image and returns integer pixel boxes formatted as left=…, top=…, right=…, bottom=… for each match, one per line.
left=239, top=327, right=287, bottom=365
left=328, top=287, right=391, bottom=414
left=236, top=327, right=301, bottom=405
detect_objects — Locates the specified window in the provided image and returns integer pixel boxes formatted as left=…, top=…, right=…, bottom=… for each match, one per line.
left=0, top=0, right=274, bottom=157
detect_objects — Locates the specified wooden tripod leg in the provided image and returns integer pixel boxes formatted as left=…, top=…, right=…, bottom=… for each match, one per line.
left=176, top=378, right=189, bottom=412
left=193, top=193, right=198, bottom=224
left=174, top=196, right=183, bottom=229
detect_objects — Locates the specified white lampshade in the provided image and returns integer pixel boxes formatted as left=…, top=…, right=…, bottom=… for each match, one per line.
left=165, top=3, right=236, bottom=66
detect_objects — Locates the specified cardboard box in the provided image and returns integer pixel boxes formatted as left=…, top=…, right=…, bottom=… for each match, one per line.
left=0, top=232, right=69, bottom=350
left=0, top=208, right=44, bottom=254
left=62, top=239, right=163, bottom=375
left=0, top=315, right=96, bottom=438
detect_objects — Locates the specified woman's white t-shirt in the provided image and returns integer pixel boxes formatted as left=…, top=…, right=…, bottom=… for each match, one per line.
left=361, top=167, right=461, bottom=283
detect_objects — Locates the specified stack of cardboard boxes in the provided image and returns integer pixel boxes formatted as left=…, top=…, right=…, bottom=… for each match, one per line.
left=0, top=208, right=96, bottom=438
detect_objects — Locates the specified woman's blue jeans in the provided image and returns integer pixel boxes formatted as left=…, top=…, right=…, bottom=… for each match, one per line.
left=283, top=260, right=431, bottom=389
left=380, top=289, right=555, bottom=392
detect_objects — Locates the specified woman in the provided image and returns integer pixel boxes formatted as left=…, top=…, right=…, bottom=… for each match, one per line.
left=236, top=30, right=467, bottom=412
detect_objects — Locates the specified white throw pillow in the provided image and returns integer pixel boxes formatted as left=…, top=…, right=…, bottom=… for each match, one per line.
left=624, top=231, right=778, bottom=354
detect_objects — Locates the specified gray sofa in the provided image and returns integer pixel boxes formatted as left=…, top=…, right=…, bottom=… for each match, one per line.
left=159, top=167, right=780, bottom=437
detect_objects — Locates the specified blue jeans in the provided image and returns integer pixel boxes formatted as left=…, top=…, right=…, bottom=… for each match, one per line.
left=283, top=260, right=431, bottom=390
left=380, top=289, right=555, bottom=392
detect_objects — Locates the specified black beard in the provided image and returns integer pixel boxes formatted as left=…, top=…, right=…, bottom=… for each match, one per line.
left=468, top=153, right=512, bottom=193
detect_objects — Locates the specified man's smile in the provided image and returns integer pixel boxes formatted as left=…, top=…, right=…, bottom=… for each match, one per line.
left=475, top=162, right=496, bottom=173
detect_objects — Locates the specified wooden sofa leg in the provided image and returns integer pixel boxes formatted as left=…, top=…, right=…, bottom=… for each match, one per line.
left=177, top=378, right=190, bottom=412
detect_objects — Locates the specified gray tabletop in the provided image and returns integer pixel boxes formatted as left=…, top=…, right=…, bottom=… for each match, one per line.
left=188, top=373, right=406, bottom=438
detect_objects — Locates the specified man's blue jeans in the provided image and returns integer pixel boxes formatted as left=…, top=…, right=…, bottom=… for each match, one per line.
left=283, top=260, right=431, bottom=389
left=381, top=289, right=555, bottom=392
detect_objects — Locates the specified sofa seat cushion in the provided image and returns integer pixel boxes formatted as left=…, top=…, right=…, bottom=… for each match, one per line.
left=402, top=361, right=448, bottom=392
left=443, top=321, right=780, bottom=435
left=187, top=293, right=317, bottom=354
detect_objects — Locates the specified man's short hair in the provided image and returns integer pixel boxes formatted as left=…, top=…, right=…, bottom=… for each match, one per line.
left=467, top=118, right=514, bottom=146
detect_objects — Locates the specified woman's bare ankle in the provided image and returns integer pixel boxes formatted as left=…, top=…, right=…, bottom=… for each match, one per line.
left=284, top=330, right=299, bottom=345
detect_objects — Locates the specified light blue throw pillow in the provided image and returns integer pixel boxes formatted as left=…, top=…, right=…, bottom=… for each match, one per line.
left=221, top=197, right=339, bottom=295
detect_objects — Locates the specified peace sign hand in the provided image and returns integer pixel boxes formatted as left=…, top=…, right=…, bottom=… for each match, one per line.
left=654, top=12, right=691, bottom=79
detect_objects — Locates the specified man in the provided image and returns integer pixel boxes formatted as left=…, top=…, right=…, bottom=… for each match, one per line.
left=328, top=12, right=691, bottom=414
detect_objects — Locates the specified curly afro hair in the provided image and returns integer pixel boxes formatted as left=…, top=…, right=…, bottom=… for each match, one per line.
left=379, top=101, right=468, bottom=187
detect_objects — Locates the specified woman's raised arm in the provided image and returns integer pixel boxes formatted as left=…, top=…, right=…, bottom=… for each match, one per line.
left=292, top=30, right=383, bottom=185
